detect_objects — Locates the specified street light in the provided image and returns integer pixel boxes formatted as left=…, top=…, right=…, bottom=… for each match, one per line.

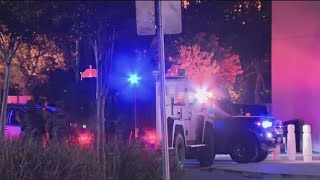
left=128, top=73, right=141, bottom=139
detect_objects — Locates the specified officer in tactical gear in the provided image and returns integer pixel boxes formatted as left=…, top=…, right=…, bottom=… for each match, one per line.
left=22, top=99, right=37, bottom=138
left=48, top=101, right=68, bottom=141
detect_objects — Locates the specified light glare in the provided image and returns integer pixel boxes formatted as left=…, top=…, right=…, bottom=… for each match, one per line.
left=262, top=121, right=273, bottom=128
left=128, top=74, right=140, bottom=85
left=195, top=88, right=213, bottom=103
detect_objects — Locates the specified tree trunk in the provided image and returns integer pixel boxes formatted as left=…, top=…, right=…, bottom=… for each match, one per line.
left=254, top=73, right=264, bottom=104
left=93, top=40, right=106, bottom=180
left=0, top=62, right=11, bottom=138
left=75, top=39, right=80, bottom=83
left=92, top=29, right=115, bottom=179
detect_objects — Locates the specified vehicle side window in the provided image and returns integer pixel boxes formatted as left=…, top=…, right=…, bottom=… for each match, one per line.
left=176, top=91, right=185, bottom=104
left=5, top=109, right=10, bottom=125
left=7, top=109, right=23, bottom=126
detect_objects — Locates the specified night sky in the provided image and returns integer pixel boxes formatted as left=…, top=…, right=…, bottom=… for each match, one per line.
left=1, top=1, right=272, bottom=131
left=77, top=1, right=271, bottom=67
left=41, top=1, right=271, bottom=105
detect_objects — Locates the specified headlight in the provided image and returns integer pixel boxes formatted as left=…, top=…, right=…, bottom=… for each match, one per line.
left=256, top=120, right=273, bottom=128
left=195, top=88, right=213, bottom=103
left=267, top=132, right=273, bottom=138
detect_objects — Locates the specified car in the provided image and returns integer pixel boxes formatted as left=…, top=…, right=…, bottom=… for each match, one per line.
left=3, top=103, right=57, bottom=139
left=213, top=102, right=283, bottom=163
left=3, top=103, right=94, bottom=145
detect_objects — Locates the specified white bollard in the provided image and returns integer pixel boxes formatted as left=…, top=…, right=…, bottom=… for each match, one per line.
left=272, top=145, right=281, bottom=160
left=303, top=124, right=312, bottom=162
left=287, top=124, right=296, bottom=160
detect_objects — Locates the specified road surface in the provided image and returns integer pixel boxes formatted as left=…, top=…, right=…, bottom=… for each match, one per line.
left=183, top=159, right=268, bottom=180
left=182, top=168, right=269, bottom=180
left=182, top=154, right=320, bottom=180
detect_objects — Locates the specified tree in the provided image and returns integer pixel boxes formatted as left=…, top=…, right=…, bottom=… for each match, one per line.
left=50, top=2, right=129, bottom=176
left=167, top=45, right=219, bottom=83
left=51, top=34, right=80, bottom=83
left=0, top=2, right=52, bottom=137
left=14, top=34, right=65, bottom=94
left=223, top=1, right=270, bottom=25
left=237, top=57, right=271, bottom=104
left=167, top=33, right=243, bottom=101
left=0, top=54, right=25, bottom=92
left=0, top=33, right=65, bottom=94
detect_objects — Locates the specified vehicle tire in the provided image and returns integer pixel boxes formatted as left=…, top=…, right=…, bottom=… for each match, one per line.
left=174, top=133, right=185, bottom=171
left=229, top=135, right=258, bottom=164
left=254, top=150, right=269, bottom=162
left=199, top=124, right=214, bottom=167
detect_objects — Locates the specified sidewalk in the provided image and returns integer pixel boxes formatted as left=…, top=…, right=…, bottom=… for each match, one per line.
left=202, top=154, right=320, bottom=179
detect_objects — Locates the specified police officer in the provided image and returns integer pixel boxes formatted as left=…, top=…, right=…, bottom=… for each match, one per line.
left=48, top=101, right=68, bottom=141
left=32, top=97, right=50, bottom=144
left=22, top=99, right=37, bottom=138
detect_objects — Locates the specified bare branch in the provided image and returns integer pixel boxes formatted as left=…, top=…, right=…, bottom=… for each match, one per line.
left=31, top=52, right=41, bottom=75
left=109, top=28, right=116, bottom=70
left=244, top=60, right=255, bottom=72
left=102, top=29, right=116, bottom=92
left=92, top=39, right=101, bottom=68
left=245, top=71, right=256, bottom=78
left=0, top=33, right=6, bottom=54
left=6, top=35, right=18, bottom=63
left=19, top=50, right=47, bottom=62
left=70, top=12, right=81, bottom=31
left=12, top=37, right=21, bottom=56
left=98, top=32, right=103, bottom=62
left=19, top=62, right=30, bottom=76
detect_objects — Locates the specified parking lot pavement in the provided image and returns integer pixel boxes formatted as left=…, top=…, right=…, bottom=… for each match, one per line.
left=183, top=154, right=320, bottom=180
left=182, top=168, right=269, bottom=180
left=184, top=160, right=268, bottom=180
left=200, top=154, right=320, bottom=180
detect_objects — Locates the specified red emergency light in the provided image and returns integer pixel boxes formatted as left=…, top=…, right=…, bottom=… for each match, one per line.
left=80, top=65, right=97, bottom=80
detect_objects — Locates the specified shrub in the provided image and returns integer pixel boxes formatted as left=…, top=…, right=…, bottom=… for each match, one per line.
left=0, top=137, right=183, bottom=180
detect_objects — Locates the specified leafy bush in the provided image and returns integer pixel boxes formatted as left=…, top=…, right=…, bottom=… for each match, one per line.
left=0, top=137, right=183, bottom=180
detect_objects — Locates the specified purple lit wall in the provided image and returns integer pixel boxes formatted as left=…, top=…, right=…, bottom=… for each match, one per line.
left=272, top=2, right=320, bottom=152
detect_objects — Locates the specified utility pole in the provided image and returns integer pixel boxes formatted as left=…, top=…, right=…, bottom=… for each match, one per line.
left=134, top=88, right=138, bottom=138
left=135, top=1, right=181, bottom=179
left=156, top=1, right=170, bottom=179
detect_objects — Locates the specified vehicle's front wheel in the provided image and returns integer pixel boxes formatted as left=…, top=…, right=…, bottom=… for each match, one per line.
left=174, top=133, right=185, bottom=171
left=254, top=150, right=269, bottom=162
left=229, top=135, right=258, bottom=164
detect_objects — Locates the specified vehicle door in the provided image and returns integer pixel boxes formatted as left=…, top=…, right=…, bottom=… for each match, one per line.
left=181, top=86, right=199, bottom=145
left=5, top=106, right=24, bottom=137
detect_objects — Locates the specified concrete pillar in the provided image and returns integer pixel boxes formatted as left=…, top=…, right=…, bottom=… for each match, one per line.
left=287, top=124, right=296, bottom=160
left=303, top=124, right=312, bottom=162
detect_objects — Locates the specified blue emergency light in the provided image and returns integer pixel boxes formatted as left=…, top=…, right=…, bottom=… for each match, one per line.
left=128, top=74, right=141, bottom=85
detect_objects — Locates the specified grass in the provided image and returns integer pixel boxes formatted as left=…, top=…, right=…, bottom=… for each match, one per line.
left=0, top=136, right=183, bottom=180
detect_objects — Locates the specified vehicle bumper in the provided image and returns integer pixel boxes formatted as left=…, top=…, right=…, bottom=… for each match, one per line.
left=258, top=132, right=283, bottom=152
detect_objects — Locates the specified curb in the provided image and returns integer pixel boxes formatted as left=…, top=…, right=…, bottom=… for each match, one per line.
left=200, top=167, right=320, bottom=180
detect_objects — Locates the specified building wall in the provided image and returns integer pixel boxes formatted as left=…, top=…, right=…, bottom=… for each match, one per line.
left=272, top=1, right=320, bottom=152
